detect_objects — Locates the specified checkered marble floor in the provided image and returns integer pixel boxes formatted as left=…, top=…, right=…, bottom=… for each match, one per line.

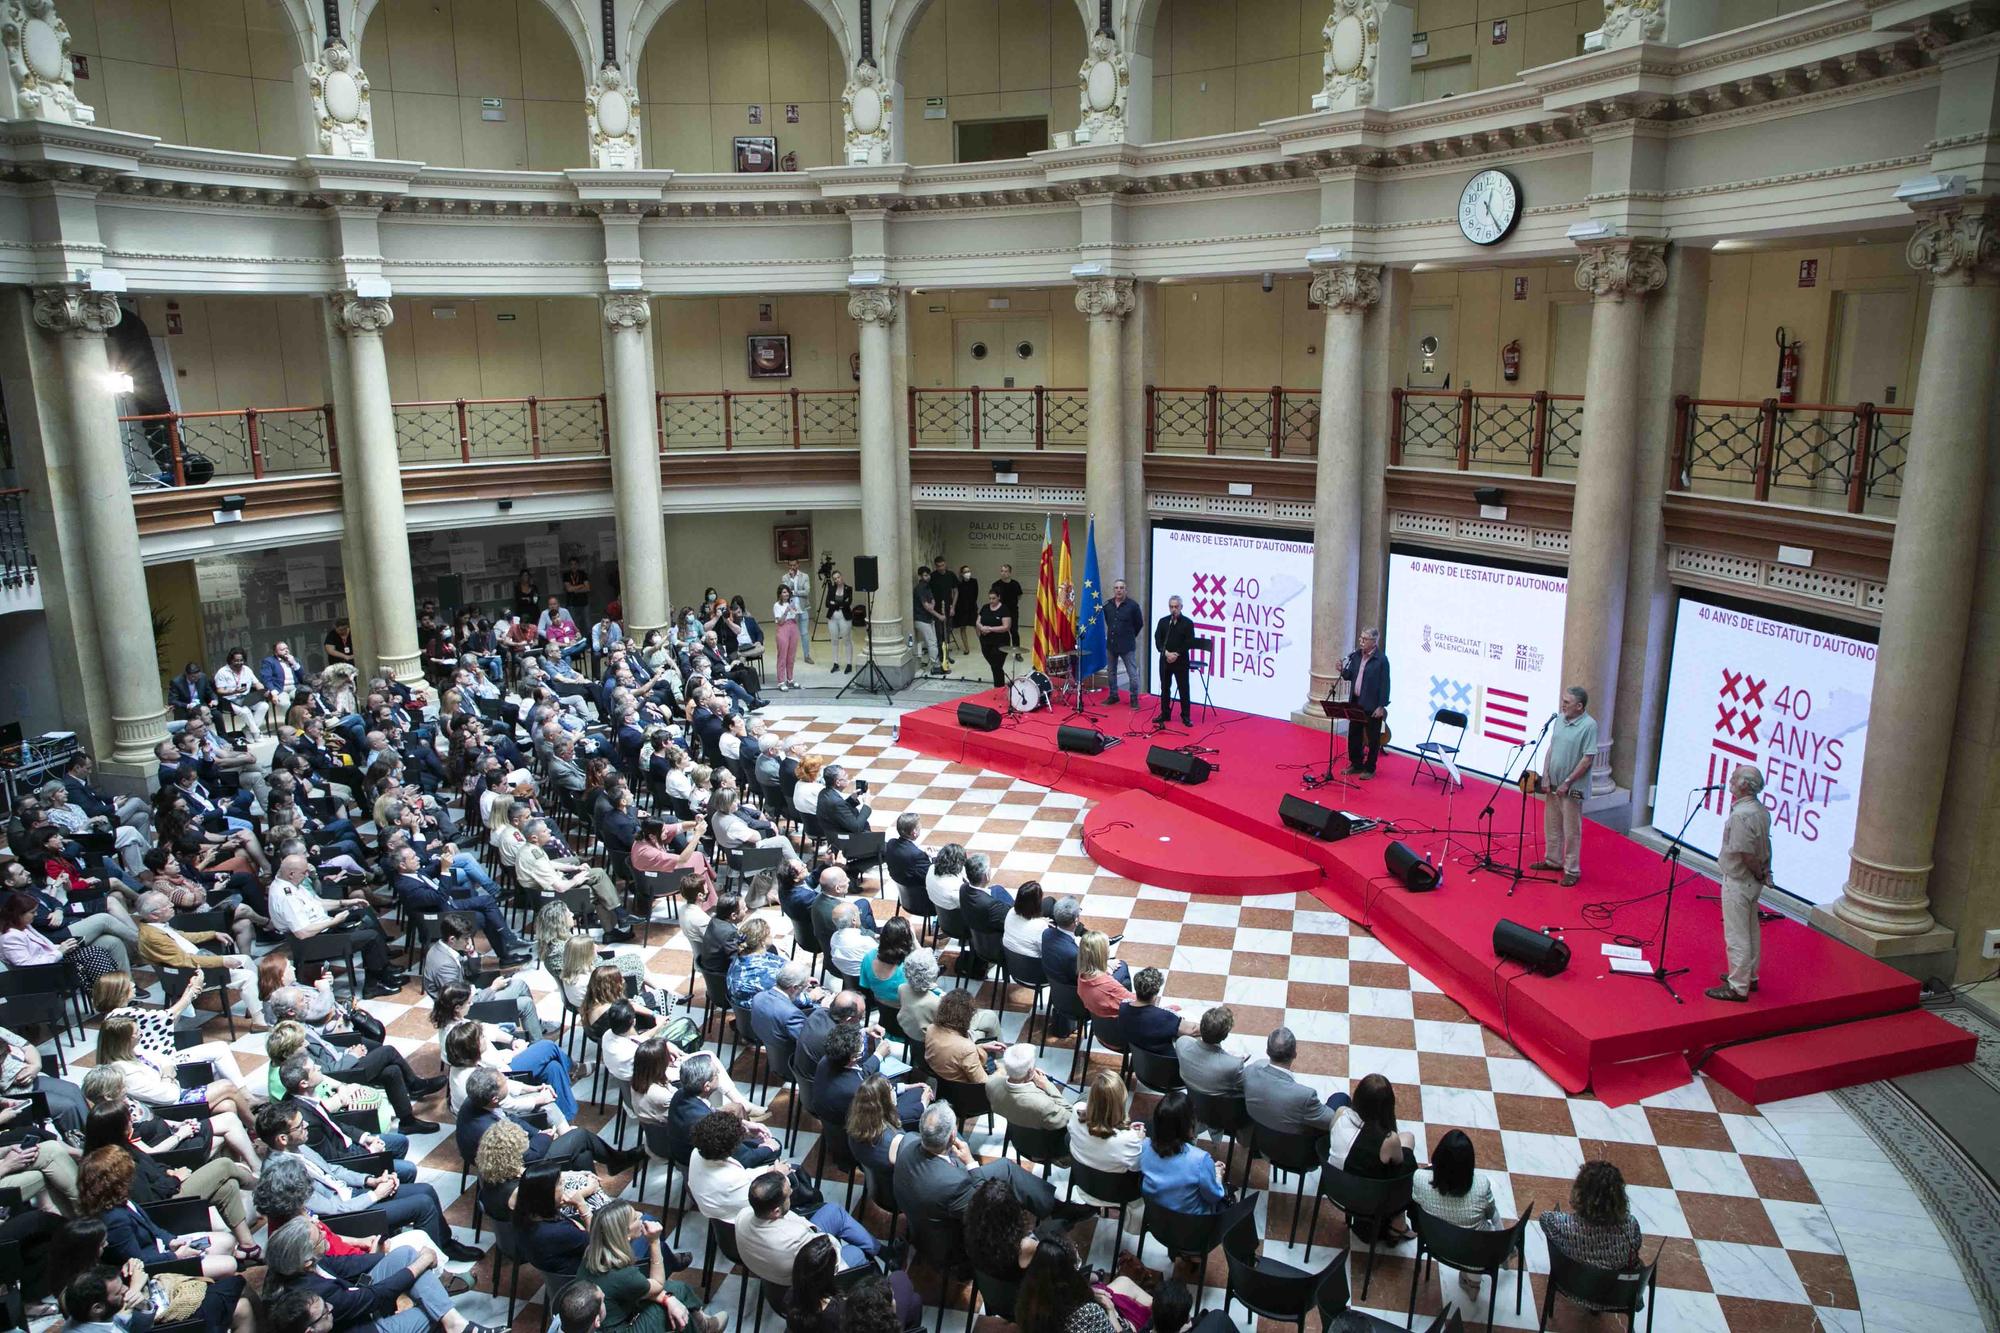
left=52, top=706, right=1985, bottom=1333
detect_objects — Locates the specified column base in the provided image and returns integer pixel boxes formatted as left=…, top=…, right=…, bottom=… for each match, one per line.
left=1579, top=785, right=1632, bottom=832
left=109, top=706, right=170, bottom=771
left=1290, top=705, right=1338, bottom=733
left=379, top=651, right=422, bottom=681
left=1808, top=903, right=1957, bottom=959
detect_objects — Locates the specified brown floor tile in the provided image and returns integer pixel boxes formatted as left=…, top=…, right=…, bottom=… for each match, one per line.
left=1350, top=1015, right=1417, bottom=1049
left=1289, top=1042, right=1349, bottom=1078
left=1645, top=1106, right=1734, bottom=1152
left=1047, top=856, right=1098, bottom=875
left=1740, top=1155, right=1818, bottom=1204
left=1480, top=1028, right=1526, bottom=1060
left=1494, top=1093, right=1575, bottom=1136
left=1293, top=933, right=1349, bottom=959
left=1700, top=1075, right=1759, bottom=1117
left=1348, top=961, right=1411, bottom=990
left=1230, top=952, right=1290, bottom=980
left=1786, top=1250, right=1858, bottom=1309
left=1417, top=1052, right=1492, bottom=1090
left=1412, top=991, right=1472, bottom=1024
left=1506, top=1174, right=1580, bottom=1220
left=1010, top=837, right=1063, bottom=855
left=1652, top=1235, right=1711, bottom=1292
left=1238, top=906, right=1296, bottom=932
left=1288, top=982, right=1350, bottom=1014
left=1577, top=1140, right=1669, bottom=1189
left=1678, top=1191, right=1782, bottom=1246
left=1717, top=1296, right=1823, bottom=1331
left=1119, top=943, right=1173, bottom=969
left=1131, top=899, right=1185, bottom=922
left=1169, top=971, right=1227, bottom=1002
left=1175, top=923, right=1236, bottom=950
left=969, top=774, right=1013, bottom=789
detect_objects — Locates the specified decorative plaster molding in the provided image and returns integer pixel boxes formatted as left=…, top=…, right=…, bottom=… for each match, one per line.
left=1574, top=237, right=1668, bottom=301
left=331, top=295, right=394, bottom=335
left=1313, top=0, right=1381, bottom=113
left=309, top=40, right=373, bottom=158
left=846, top=286, right=899, bottom=326
left=1906, top=201, right=2000, bottom=285
left=2, top=0, right=92, bottom=126
left=841, top=61, right=893, bottom=167
left=1074, top=276, right=1135, bottom=320
left=1075, top=31, right=1129, bottom=145
left=586, top=64, right=641, bottom=170
left=31, top=285, right=117, bottom=335
left=1308, top=260, right=1383, bottom=312
left=601, top=291, right=650, bottom=329
left=1599, top=0, right=1666, bottom=48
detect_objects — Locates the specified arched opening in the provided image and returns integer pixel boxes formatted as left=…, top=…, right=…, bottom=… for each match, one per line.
left=886, top=0, right=1092, bottom=164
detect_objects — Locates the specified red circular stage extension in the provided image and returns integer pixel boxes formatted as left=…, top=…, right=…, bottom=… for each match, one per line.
left=1082, top=789, right=1323, bottom=896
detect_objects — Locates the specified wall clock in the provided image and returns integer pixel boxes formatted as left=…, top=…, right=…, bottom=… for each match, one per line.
left=1458, top=169, right=1521, bottom=246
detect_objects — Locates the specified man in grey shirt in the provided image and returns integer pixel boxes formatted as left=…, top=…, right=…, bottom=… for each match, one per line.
left=1707, top=764, right=1773, bottom=1003
left=1175, top=1004, right=1249, bottom=1097
left=1532, top=684, right=1597, bottom=886
left=1243, top=1027, right=1349, bottom=1138
left=422, top=912, right=543, bottom=1040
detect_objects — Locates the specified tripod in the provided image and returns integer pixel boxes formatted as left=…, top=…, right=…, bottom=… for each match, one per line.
left=835, top=594, right=897, bottom=705
left=1475, top=711, right=1556, bottom=894
left=1626, top=793, right=1702, bottom=1005
left=1305, top=696, right=1365, bottom=791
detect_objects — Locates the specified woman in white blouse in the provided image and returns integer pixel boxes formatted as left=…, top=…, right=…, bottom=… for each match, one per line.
left=1002, top=881, right=1048, bottom=959
left=1068, top=1069, right=1147, bottom=1183
left=926, top=842, right=968, bottom=913
left=442, top=1019, right=562, bottom=1119
left=791, top=755, right=827, bottom=823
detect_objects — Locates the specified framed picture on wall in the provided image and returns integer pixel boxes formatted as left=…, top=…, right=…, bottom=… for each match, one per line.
left=773, top=523, right=812, bottom=563
left=747, top=334, right=792, bottom=379
left=734, top=136, right=778, bottom=172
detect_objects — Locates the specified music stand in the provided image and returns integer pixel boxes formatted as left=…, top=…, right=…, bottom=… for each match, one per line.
left=1306, top=697, right=1367, bottom=791
left=1188, top=637, right=1218, bottom=724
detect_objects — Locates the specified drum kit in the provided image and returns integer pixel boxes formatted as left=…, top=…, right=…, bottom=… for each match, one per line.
left=1006, top=651, right=1080, bottom=716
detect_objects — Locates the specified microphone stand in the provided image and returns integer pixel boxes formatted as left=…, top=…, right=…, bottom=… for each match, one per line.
left=1476, top=711, right=1555, bottom=893
left=1627, top=791, right=1703, bottom=1005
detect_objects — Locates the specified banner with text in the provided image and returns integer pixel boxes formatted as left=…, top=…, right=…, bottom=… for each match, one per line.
left=1384, top=551, right=1569, bottom=779
left=1148, top=523, right=1314, bottom=720
left=1651, top=597, right=1875, bottom=906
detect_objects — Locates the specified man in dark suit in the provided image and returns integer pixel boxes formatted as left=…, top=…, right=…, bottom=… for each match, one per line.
left=883, top=812, right=931, bottom=900
left=814, top=1023, right=927, bottom=1129
left=664, top=1052, right=778, bottom=1168
left=1242, top=1026, right=1350, bottom=1139
left=166, top=661, right=212, bottom=720
left=1042, top=897, right=1126, bottom=1040
left=454, top=1067, right=633, bottom=1173
left=1338, top=626, right=1392, bottom=777
left=276, top=1054, right=415, bottom=1165
left=797, top=990, right=883, bottom=1077
left=958, top=852, right=1013, bottom=935
left=1154, top=596, right=1196, bottom=726
left=809, top=866, right=877, bottom=948
left=63, top=753, right=151, bottom=835
left=1102, top=578, right=1147, bottom=706
left=814, top=765, right=872, bottom=836
left=390, top=844, right=528, bottom=962
left=893, top=1103, right=1088, bottom=1240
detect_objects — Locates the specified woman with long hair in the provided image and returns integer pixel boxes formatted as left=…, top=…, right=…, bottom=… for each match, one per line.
left=1067, top=1070, right=1146, bottom=1177
left=91, top=1019, right=260, bottom=1166
left=1075, top=931, right=1134, bottom=1019
left=1012, top=1221, right=1150, bottom=1333
left=581, top=1199, right=718, bottom=1333
left=512, top=1162, right=596, bottom=1275
left=844, top=1075, right=904, bottom=1176
left=771, top=584, right=802, bottom=692
left=535, top=898, right=577, bottom=975
left=431, top=984, right=578, bottom=1116
left=81, top=1102, right=260, bottom=1258
left=780, top=1234, right=923, bottom=1333
left=1539, top=1160, right=1643, bottom=1310
left=442, top=1020, right=575, bottom=1120
left=1331, top=1072, right=1417, bottom=1241
left=92, top=971, right=247, bottom=1086
left=78, top=1146, right=245, bottom=1279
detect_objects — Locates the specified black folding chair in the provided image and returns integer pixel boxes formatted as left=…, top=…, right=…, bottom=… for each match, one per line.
left=1141, top=1193, right=1257, bottom=1308
left=1065, top=1160, right=1143, bottom=1237
left=1001, top=948, right=1050, bottom=1046
left=1306, top=1163, right=1415, bottom=1298
left=1130, top=1045, right=1184, bottom=1096
left=1187, top=1088, right=1252, bottom=1188
left=1003, top=1121, right=1071, bottom=1178
left=1405, top=1201, right=1535, bottom=1333
left=1411, top=708, right=1469, bottom=791
left=1538, top=1245, right=1658, bottom=1331
left=1314, top=1258, right=1406, bottom=1332
left=935, top=1074, right=992, bottom=1136
left=1220, top=1206, right=1346, bottom=1333
left=289, top=927, right=365, bottom=995
left=155, top=963, right=238, bottom=1040
left=1252, top=1123, right=1328, bottom=1245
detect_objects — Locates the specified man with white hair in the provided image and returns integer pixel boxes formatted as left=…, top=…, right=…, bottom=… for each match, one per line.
left=749, top=961, right=826, bottom=1046
left=986, top=1043, right=1072, bottom=1130
left=132, top=891, right=259, bottom=1026
left=827, top=901, right=874, bottom=976
left=892, top=1102, right=1090, bottom=1239
left=1706, top=764, right=1773, bottom=1004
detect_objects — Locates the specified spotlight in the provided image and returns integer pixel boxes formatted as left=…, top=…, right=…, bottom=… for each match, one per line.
left=104, top=371, right=135, bottom=395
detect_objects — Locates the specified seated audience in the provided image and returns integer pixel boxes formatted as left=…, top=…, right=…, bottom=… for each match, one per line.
left=893, top=1103, right=1087, bottom=1240
left=1137, top=1090, right=1225, bottom=1215
left=1174, top=1005, right=1248, bottom=1097
left=779, top=1233, right=923, bottom=1333
left=1068, top=1070, right=1146, bottom=1179
left=1539, top=1160, right=1644, bottom=1310
left=924, top=988, right=1006, bottom=1088
left=895, top=948, right=1000, bottom=1049
left=262, top=1212, right=501, bottom=1333
left=1329, top=1072, right=1418, bottom=1242
left=1410, top=1129, right=1497, bottom=1300
left=253, top=1101, right=479, bottom=1262
left=1012, top=1217, right=1154, bottom=1333
left=986, top=1042, right=1072, bottom=1131
left=735, top=1167, right=882, bottom=1281
left=1074, top=931, right=1134, bottom=1020
left=1002, top=881, right=1047, bottom=959
left=1244, top=1026, right=1350, bottom=1138
left=578, top=1199, right=720, bottom=1333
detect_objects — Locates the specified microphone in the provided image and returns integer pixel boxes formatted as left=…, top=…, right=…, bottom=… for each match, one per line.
left=1693, top=783, right=1727, bottom=792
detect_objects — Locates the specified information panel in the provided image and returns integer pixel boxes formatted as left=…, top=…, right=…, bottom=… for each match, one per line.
left=1383, top=551, right=1569, bottom=779
left=1147, top=522, right=1314, bottom=720
left=1650, top=597, right=1876, bottom=906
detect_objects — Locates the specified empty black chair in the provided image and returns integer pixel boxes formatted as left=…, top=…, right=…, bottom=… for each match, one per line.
left=1220, top=1205, right=1344, bottom=1333
left=1186, top=1088, right=1252, bottom=1187
left=1538, top=1246, right=1658, bottom=1332
left=968, top=927, right=1008, bottom=1011
left=1003, top=1121, right=1071, bottom=1178
left=1404, top=1201, right=1534, bottom=1333
left=1065, top=1159, right=1143, bottom=1236
left=1253, top=1124, right=1328, bottom=1245
left=1129, top=1045, right=1184, bottom=1096
left=1000, top=947, right=1050, bottom=1046
left=1306, top=1162, right=1415, bottom=1299
left=1314, top=1259, right=1405, bottom=1333
left=1141, top=1193, right=1257, bottom=1308
left=905, top=1213, right=971, bottom=1333
left=1085, top=1013, right=1131, bottom=1079
left=935, top=1074, right=992, bottom=1136
left=969, top=1267, right=1021, bottom=1333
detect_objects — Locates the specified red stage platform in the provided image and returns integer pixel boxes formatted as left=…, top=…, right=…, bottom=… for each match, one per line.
left=900, top=689, right=1973, bottom=1104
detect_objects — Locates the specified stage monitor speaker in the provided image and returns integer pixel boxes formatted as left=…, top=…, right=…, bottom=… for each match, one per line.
left=1146, top=746, right=1211, bottom=785
left=852, top=555, right=879, bottom=593
left=1278, top=794, right=1351, bottom=841
left=1493, top=918, right=1570, bottom=976
left=1057, top=725, right=1110, bottom=755
left=1384, top=840, right=1442, bottom=892
left=957, top=703, right=1002, bottom=732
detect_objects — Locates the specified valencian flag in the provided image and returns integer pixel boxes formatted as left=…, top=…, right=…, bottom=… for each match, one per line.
left=1075, top=518, right=1108, bottom=680
left=1032, top=516, right=1061, bottom=669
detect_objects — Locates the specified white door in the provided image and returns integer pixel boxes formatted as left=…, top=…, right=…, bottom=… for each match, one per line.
left=954, top=317, right=1051, bottom=447
left=1831, top=288, right=1916, bottom=407
left=1548, top=300, right=1593, bottom=395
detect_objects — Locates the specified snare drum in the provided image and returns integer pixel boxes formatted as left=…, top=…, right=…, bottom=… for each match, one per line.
left=1009, top=670, right=1053, bottom=712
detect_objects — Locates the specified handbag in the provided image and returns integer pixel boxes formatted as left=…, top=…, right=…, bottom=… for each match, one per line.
left=658, top=1014, right=702, bottom=1053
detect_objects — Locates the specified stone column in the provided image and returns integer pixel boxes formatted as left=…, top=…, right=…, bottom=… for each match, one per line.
left=1814, top=201, right=1999, bottom=953
left=1077, top=276, right=1136, bottom=579
left=329, top=295, right=420, bottom=680
left=1560, top=238, right=1666, bottom=794
left=603, top=293, right=668, bottom=640
left=31, top=287, right=167, bottom=768
left=1302, top=260, right=1383, bottom=713
left=849, top=285, right=914, bottom=682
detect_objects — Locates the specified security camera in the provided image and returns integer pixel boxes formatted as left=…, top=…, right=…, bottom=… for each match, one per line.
left=1261, top=272, right=1275, bottom=293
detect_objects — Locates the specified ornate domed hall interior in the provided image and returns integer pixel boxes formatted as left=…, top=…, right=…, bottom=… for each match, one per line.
left=0, top=0, right=1995, bottom=1329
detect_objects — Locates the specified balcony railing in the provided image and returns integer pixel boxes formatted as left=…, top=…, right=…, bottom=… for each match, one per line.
left=122, top=394, right=610, bottom=487
left=657, top=389, right=859, bottom=450
left=1145, top=386, right=1319, bottom=458
left=0, top=488, right=35, bottom=591
left=908, top=387, right=1088, bottom=450
left=1672, top=396, right=1909, bottom=516
left=1390, top=388, right=1584, bottom=478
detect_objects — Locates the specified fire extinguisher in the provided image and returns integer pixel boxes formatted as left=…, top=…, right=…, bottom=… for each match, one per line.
left=1501, top=339, right=1522, bottom=383
left=1774, top=326, right=1802, bottom=404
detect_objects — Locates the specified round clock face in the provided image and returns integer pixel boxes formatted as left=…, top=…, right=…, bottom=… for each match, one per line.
left=1458, top=169, right=1521, bottom=246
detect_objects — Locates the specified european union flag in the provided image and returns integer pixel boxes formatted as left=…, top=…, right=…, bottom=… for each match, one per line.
left=1076, top=519, right=1108, bottom=680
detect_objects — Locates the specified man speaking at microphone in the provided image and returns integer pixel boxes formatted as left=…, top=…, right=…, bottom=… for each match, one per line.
left=1339, top=627, right=1391, bottom=778
left=1531, top=685, right=1597, bottom=886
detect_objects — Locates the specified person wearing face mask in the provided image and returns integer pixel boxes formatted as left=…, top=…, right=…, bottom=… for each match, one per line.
left=952, top=564, right=980, bottom=656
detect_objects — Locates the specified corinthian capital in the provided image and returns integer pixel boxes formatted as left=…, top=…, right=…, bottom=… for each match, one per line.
left=332, top=295, right=394, bottom=336
left=1905, top=201, right=2000, bottom=286
left=1074, top=276, right=1135, bottom=321
left=1573, top=238, right=1667, bottom=302
left=31, top=286, right=119, bottom=337
left=847, top=286, right=900, bottom=327
left=1308, top=261, right=1382, bottom=313
left=602, top=292, right=651, bottom=330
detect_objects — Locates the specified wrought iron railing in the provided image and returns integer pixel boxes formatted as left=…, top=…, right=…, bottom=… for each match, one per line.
left=907, top=387, right=1088, bottom=450
left=390, top=395, right=608, bottom=465
left=1389, top=388, right=1584, bottom=478
left=1144, top=386, right=1319, bottom=458
left=656, top=389, right=859, bottom=450
left=0, top=488, right=35, bottom=590
left=1672, top=396, right=1910, bottom=516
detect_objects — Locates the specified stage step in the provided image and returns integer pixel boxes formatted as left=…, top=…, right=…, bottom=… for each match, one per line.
left=1706, top=1008, right=1976, bottom=1104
